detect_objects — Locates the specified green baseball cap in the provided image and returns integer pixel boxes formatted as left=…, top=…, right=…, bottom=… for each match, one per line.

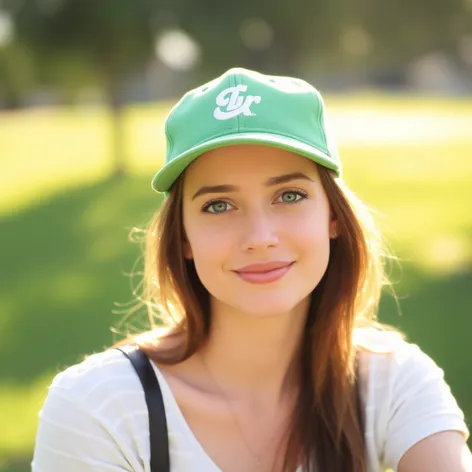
left=151, top=67, right=341, bottom=193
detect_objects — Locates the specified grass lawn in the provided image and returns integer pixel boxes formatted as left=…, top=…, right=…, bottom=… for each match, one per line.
left=0, top=94, right=471, bottom=470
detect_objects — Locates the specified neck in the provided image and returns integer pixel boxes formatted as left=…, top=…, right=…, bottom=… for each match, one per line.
left=198, top=297, right=310, bottom=401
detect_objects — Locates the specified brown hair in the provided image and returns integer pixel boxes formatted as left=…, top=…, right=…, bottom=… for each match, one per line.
left=117, top=165, right=394, bottom=471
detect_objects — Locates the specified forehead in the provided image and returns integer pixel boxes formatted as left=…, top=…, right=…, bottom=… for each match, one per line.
left=183, top=144, right=318, bottom=188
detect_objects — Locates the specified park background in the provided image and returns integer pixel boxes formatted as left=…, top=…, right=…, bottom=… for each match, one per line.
left=0, top=1, right=471, bottom=471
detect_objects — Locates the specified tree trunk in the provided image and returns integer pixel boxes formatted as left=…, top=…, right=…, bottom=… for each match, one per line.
left=1, top=84, right=23, bottom=110
left=105, top=74, right=127, bottom=178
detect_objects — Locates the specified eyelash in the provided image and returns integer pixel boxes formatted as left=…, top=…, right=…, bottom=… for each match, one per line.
left=201, top=189, right=309, bottom=214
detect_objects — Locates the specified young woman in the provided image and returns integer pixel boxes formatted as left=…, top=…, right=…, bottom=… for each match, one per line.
left=32, top=68, right=470, bottom=472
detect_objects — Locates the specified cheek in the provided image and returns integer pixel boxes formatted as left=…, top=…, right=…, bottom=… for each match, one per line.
left=189, top=230, right=233, bottom=299
left=285, top=208, right=331, bottom=270
left=185, top=222, right=232, bottom=271
left=285, top=206, right=330, bottom=245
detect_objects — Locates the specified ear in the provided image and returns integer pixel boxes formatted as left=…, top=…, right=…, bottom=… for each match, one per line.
left=329, top=218, right=339, bottom=239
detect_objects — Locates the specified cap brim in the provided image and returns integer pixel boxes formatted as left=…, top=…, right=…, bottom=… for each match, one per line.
left=151, top=132, right=340, bottom=193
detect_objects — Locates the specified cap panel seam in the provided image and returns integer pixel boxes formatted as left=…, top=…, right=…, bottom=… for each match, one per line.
left=168, top=73, right=235, bottom=159
left=164, top=114, right=174, bottom=158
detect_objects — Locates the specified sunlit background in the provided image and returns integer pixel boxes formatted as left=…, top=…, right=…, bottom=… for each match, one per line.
left=1, top=1, right=471, bottom=470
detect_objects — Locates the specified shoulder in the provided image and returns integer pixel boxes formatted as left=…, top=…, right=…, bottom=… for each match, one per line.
left=354, top=328, right=469, bottom=470
left=33, top=349, right=150, bottom=471
left=50, top=348, right=141, bottom=400
left=354, top=327, right=455, bottom=412
left=354, top=327, right=448, bottom=392
left=44, top=347, right=149, bottom=422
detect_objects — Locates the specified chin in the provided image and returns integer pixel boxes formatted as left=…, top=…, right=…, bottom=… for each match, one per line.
left=234, top=293, right=310, bottom=318
left=207, top=280, right=316, bottom=319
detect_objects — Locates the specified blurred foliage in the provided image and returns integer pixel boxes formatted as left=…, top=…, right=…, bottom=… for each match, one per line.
left=5, top=0, right=164, bottom=174
left=2, top=0, right=471, bottom=82
left=0, top=41, right=34, bottom=108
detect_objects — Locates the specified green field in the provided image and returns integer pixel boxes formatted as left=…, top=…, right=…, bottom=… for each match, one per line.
left=1, top=95, right=471, bottom=471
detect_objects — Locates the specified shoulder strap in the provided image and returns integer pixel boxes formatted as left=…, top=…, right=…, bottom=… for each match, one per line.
left=116, top=345, right=170, bottom=472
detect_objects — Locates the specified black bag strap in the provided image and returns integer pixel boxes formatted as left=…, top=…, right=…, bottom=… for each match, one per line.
left=116, top=345, right=170, bottom=472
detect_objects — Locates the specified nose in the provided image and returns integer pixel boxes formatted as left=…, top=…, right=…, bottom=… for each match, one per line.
left=240, top=208, right=279, bottom=252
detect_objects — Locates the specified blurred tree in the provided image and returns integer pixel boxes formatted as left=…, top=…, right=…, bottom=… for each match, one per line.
left=3, top=0, right=471, bottom=122
left=177, top=0, right=472, bottom=82
left=342, top=0, right=472, bottom=67
left=11, top=0, right=163, bottom=176
left=0, top=40, right=35, bottom=109
left=0, top=2, right=31, bottom=108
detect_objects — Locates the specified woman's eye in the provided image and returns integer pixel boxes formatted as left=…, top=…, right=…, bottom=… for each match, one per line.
left=277, top=190, right=307, bottom=204
left=203, top=200, right=233, bottom=214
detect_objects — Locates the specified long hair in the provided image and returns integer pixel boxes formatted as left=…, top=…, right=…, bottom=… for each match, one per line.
left=118, top=165, right=393, bottom=472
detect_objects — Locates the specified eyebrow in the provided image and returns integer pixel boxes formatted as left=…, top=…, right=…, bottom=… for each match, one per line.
left=191, top=172, right=314, bottom=201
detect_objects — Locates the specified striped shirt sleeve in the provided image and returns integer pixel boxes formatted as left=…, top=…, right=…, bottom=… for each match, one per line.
left=31, top=352, right=150, bottom=472
left=32, top=386, right=133, bottom=471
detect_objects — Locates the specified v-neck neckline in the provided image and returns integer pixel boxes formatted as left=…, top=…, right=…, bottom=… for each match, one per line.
left=150, top=362, right=304, bottom=472
left=150, top=362, right=224, bottom=471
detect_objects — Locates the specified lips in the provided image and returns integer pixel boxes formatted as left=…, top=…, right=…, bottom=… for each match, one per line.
left=235, top=261, right=294, bottom=273
left=233, top=261, right=294, bottom=284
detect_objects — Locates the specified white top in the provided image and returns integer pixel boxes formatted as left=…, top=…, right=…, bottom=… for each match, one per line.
left=32, top=329, right=469, bottom=472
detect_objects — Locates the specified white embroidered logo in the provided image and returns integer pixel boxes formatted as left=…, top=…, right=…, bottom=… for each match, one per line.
left=213, top=85, right=261, bottom=120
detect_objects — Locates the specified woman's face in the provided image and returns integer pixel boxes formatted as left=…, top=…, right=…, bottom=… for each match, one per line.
left=182, top=144, right=336, bottom=318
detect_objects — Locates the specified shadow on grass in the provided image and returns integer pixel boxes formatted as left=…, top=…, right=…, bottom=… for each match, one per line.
left=0, top=175, right=470, bottom=464
left=0, top=174, right=164, bottom=383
